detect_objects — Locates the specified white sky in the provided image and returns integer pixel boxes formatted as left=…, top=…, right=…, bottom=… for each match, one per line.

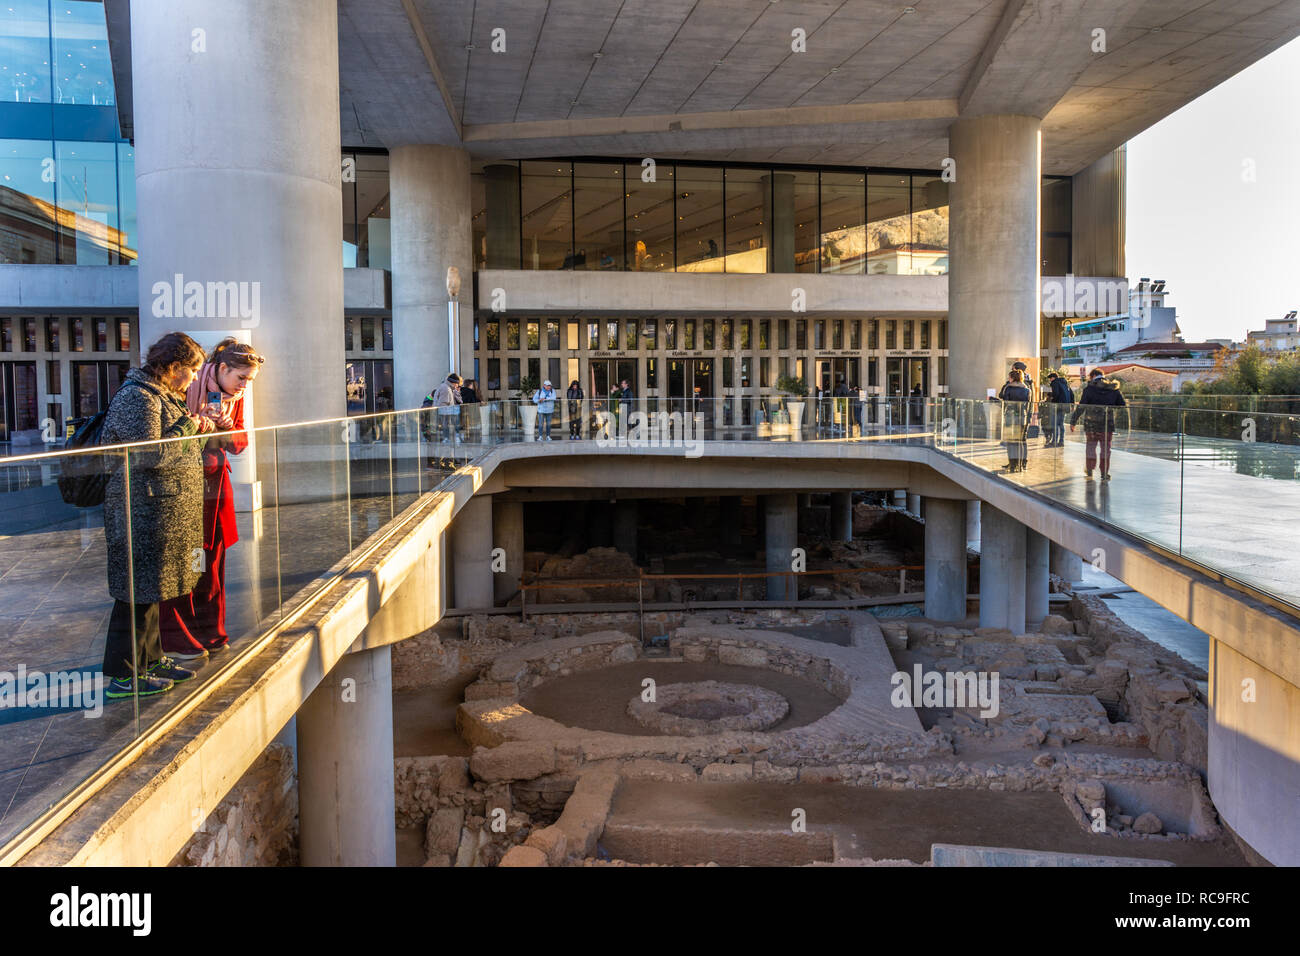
left=1126, top=37, right=1300, bottom=343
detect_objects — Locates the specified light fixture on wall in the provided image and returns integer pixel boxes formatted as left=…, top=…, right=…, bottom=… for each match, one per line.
left=446, top=266, right=462, bottom=374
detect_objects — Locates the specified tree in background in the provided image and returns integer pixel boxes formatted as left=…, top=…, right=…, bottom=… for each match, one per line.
left=1183, top=345, right=1300, bottom=396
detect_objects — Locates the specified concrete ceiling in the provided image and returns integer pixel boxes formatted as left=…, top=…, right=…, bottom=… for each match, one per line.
left=337, top=0, right=1300, bottom=174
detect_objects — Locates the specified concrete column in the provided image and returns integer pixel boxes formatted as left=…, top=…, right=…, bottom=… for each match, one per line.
left=830, top=491, right=853, bottom=542
left=979, top=505, right=1026, bottom=633
left=492, top=498, right=523, bottom=605
left=893, top=489, right=907, bottom=510
left=719, top=496, right=741, bottom=551
left=764, top=493, right=798, bottom=601
left=451, top=495, right=494, bottom=609
left=924, top=498, right=968, bottom=622
left=907, top=493, right=921, bottom=516
left=1026, top=529, right=1050, bottom=627
left=1050, top=543, right=1083, bottom=584
left=297, top=645, right=395, bottom=866
left=588, top=501, right=613, bottom=548
left=613, top=499, right=637, bottom=558
left=947, top=114, right=1041, bottom=400
left=391, top=145, right=473, bottom=410
left=966, top=499, right=981, bottom=551
left=484, top=163, right=521, bottom=269
left=132, top=0, right=344, bottom=426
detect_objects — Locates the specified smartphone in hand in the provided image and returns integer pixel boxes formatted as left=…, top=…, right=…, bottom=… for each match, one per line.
left=207, top=391, right=222, bottom=420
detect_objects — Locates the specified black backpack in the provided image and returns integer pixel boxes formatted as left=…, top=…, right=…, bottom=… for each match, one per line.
left=56, top=378, right=162, bottom=508
left=57, top=411, right=110, bottom=507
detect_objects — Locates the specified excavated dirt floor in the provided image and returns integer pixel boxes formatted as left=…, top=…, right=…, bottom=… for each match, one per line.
left=519, top=660, right=841, bottom=736
left=605, top=781, right=1249, bottom=866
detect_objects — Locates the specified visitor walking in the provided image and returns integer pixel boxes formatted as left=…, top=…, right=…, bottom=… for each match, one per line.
left=160, top=338, right=265, bottom=661
left=100, top=332, right=209, bottom=699
left=566, top=380, right=584, bottom=439
left=532, top=379, right=557, bottom=440
left=997, top=368, right=1031, bottom=472
left=1069, top=368, right=1126, bottom=480
left=1045, top=371, right=1074, bottom=447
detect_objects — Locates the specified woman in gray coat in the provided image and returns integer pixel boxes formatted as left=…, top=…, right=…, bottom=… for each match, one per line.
left=101, top=332, right=210, bottom=699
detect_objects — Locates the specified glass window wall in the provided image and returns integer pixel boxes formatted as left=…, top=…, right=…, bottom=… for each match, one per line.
left=867, top=173, right=910, bottom=275
left=521, top=161, right=571, bottom=270
left=573, top=162, right=623, bottom=270
left=674, top=165, right=723, bottom=273
left=820, top=171, right=865, bottom=274
left=723, top=167, right=766, bottom=274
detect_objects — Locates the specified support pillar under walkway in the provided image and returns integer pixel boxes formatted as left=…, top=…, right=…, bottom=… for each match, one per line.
left=765, top=494, right=798, bottom=601
left=297, top=645, right=395, bottom=866
left=979, top=504, right=1026, bottom=633
left=1051, top=542, right=1083, bottom=584
left=451, top=495, right=493, bottom=609
left=492, top=499, right=523, bottom=605
left=613, top=499, right=637, bottom=558
left=923, top=498, right=967, bottom=622
left=1026, top=529, right=1050, bottom=627
left=830, top=491, right=853, bottom=542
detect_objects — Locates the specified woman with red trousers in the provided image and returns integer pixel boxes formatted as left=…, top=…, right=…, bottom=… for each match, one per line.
left=160, top=339, right=265, bottom=660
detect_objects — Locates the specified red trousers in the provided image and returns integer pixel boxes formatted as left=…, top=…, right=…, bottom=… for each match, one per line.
left=160, top=535, right=229, bottom=654
left=1085, top=430, right=1114, bottom=474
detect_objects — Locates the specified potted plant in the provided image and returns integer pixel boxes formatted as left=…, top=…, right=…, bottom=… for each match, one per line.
left=776, top=375, right=809, bottom=441
left=516, top=375, right=540, bottom=439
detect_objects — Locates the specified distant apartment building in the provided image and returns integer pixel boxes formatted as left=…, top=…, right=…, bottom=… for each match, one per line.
left=1247, top=312, right=1300, bottom=353
left=1059, top=278, right=1180, bottom=369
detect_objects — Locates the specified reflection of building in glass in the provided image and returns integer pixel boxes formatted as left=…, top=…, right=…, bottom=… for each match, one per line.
left=0, top=183, right=136, bottom=264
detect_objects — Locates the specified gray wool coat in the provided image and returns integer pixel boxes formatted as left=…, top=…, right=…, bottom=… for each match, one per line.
left=101, top=367, right=204, bottom=604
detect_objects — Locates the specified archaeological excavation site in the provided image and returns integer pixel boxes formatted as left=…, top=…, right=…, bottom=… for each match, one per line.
left=295, top=493, right=1241, bottom=869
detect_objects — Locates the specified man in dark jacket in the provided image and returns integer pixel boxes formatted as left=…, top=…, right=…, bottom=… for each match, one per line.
left=1045, top=372, right=1075, bottom=447
left=1069, top=369, right=1126, bottom=480
left=997, top=369, right=1032, bottom=472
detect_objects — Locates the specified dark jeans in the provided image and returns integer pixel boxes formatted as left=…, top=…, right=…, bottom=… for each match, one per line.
left=1052, top=409, right=1066, bottom=444
left=103, top=600, right=161, bottom=680
left=1085, top=430, right=1114, bottom=473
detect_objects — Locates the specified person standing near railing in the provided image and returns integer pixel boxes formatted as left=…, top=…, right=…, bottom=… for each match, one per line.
left=100, top=332, right=209, bottom=699
left=428, top=373, right=462, bottom=444
left=458, top=378, right=479, bottom=440
left=613, top=379, right=634, bottom=437
left=1045, top=371, right=1074, bottom=447
left=532, top=379, right=557, bottom=441
left=566, top=380, right=584, bottom=439
left=1070, top=368, right=1126, bottom=481
left=998, top=368, right=1032, bottom=472
left=159, top=338, right=265, bottom=662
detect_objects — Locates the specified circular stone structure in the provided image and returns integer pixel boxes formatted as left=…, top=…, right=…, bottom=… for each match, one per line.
left=627, top=681, right=789, bottom=736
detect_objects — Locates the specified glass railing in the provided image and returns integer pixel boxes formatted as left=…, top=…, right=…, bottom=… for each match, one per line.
left=0, top=406, right=475, bottom=853
left=932, top=398, right=1300, bottom=611
left=4, top=390, right=1294, bottom=856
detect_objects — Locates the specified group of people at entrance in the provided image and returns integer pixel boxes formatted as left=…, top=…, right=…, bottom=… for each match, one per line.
left=100, top=333, right=266, bottom=699
left=422, top=373, right=633, bottom=444
left=996, top=362, right=1126, bottom=479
